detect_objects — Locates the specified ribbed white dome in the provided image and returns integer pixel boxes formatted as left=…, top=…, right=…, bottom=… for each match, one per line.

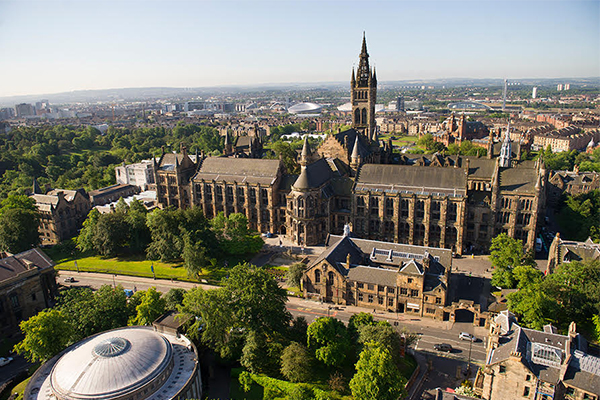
left=50, top=327, right=172, bottom=400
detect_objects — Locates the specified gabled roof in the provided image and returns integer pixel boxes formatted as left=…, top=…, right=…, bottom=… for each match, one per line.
left=0, top=248, right=55, bottom=283
left=192, top=157, right=281, bottom=185
left=355, top=164, right=467, bottom=197
left=347, top=265, right=397, bottom=287
left=499, top=160, right=539, bottom=194
left=399, top=259, right=423, bottom=275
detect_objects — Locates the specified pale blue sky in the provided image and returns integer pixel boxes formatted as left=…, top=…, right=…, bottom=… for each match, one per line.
left=0, top=0, right=598, bottom=96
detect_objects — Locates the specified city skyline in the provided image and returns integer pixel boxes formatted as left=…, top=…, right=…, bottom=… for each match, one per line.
left=0, top=0, right=598, bottom=98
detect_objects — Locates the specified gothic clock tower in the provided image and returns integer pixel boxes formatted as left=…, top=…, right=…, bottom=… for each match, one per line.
left=351, top=33, right=377, bottom=143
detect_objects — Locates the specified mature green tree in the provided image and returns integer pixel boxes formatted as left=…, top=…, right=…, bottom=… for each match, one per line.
left=163, top=288, right=186, bottom=311
left=14, top=309, right=73, bottom=362
left=286, top=384, right=315, bottom=400
left=508, top=259, right=600, bottom=332
left=289, top=316, right=308, bottom=344
left=128, top=287, right=166, bottom=326
left=513, top=264, right=543, bottom=289
left=357, top=322, right=403, bottom=366
left=593, top=314, right=600, bottom=341
left=211, top=212, right=263, bottom=255
left=280, top=341, right=313, bottom=383
left=417, top=134, right=446, bottom=153
left=224, top=263, right=291, bottom=334
left=307, top=317, right=351, bottom=368
left=348, top=312, right=375, bottom=339
left=92, top=212, right=129, bottom=256
left=146, top=208, right=184, bottom=261
left=0, top=194, right=37, bottom=215
left=179, top=263, right=290, bottom=361
left=349, top=342, right=406, bottom=400
left=240, top=330, right=285, bottom=376
left=507, top=285, right=557, bottom=330
left=489, top=233, right=533, bottom=289
left=76, top=208, right=101, bottom=252
left=126, top=199, right=151, bottom=253
left=557, top=190, right=600, bottom=242
left=178, top=287, right=236, bottom=356
left=269, top=141, right=300, bottom=174
left=285, top=262, right=306, bottom=288
left=58, top=285, right=132, bottom=341
left=0, top=207, right=40, bottom=253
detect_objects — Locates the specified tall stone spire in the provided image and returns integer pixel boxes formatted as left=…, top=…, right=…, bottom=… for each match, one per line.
left=351, top=136, right=361, bottom=169
left=357, top=32, right=370, bottom=87
left=300, top=135, right=311, bottom=167
left=499, top=122, right=512, bottom=168
left=351, top=33, right=377, bottom=144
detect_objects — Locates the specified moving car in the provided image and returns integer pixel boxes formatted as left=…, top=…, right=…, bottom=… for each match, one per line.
left=63, top=277, right=75, bottom=283
left=434, top=343, right=453, bottom=352
left=459, top=332, right=476, bottom=341
left=0, top=357, right=13, bottom=367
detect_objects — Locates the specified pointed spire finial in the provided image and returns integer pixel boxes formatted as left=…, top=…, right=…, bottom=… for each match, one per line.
left=300, top=135, right=311, bottom=167
left=361, top=31, right=368, bottom=55
left=351, top=136, right=360, bottom=160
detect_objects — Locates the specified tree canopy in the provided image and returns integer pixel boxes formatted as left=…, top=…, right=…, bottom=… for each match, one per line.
left=14, top=309, right=73, bottom=362
left=349, top=342, right=406, bottom=400
left=489, top=233, right=535, bottom=289
left=306, top=317, right=351, bottom=368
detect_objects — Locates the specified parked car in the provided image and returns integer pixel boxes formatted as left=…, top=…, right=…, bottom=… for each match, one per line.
left=434, top=343, right=453, bottom=352
left=459, top=332, right=476, bottom=341
left=0, top=357, right=13, bottom=367
left=63, top=277, right=75, bottom=283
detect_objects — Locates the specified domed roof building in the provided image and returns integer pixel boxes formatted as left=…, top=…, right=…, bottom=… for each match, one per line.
left=24, top=326, right=201, bottom=400
left=287, top=102, right=323, bottom=114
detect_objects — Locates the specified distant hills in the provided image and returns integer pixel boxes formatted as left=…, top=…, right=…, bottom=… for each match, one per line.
left=1, top=77, right=598, bottom=107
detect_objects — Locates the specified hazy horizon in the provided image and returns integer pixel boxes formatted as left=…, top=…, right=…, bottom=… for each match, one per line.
left=1, top=0, right=598, bottom=98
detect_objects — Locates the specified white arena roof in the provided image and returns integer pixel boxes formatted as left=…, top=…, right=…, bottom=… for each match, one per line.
left=288, top=102, right=323, bottom=114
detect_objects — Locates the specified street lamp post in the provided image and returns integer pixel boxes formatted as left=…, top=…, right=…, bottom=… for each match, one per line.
left=466, top=336, right=473, bottom=378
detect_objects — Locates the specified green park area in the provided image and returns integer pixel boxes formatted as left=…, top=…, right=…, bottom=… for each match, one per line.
left=54, top=254, right=193, bottom=281
left=379, top=133, right=418, bottom=147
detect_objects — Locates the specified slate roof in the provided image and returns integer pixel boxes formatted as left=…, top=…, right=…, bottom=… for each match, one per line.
left=499, top=161, right=539, bottom=194
left=486, top=311, right=600, bottom=387
left=0, top=248, right=55, bottom=283
left=308, top=235, right=364, bottom=273
left=293, top=158, right=341, bottom=190
left=328, top=235, right=452, bottom=273
left=550, top=170, right=600, bottom=185
left=355, top=164, right=467, bottom=197
left=88, top=184, right=136, bottom=197
left=563, top=351, right=600, bottom=395
left=557, top=238, right=600, bottom=263
left=192, top=157, right=282, bottom=185
left=347, top=265, right=398, bottom=287
left=465, top=157, right=496, bottom=179
left=333, top=128, right=372, bottom=158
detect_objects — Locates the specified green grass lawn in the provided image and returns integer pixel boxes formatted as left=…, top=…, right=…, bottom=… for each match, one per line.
left=379, top=134, right=418, bottom=148
left=55, top=255, right=195, bottom=282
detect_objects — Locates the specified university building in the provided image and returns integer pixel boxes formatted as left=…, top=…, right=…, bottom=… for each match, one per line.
left=475, top=311, right=599, bottom=400
left=153, top=35, right=547, bottom=253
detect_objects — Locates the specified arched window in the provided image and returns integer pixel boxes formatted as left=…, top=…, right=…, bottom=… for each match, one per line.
left=354, top=109, right=360, bottom=125
left=328, top=272, right=334, bottom=285
left=315, top=269, right=321, bottom=283
left=361, top=108, right=367, bottom=124
left=415, top=224, right=426, bottom=245
left=416, top=200, right=425, bottom=218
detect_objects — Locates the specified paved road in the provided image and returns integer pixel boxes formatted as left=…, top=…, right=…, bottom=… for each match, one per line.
left=58, top=271, right=488, bottom=364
